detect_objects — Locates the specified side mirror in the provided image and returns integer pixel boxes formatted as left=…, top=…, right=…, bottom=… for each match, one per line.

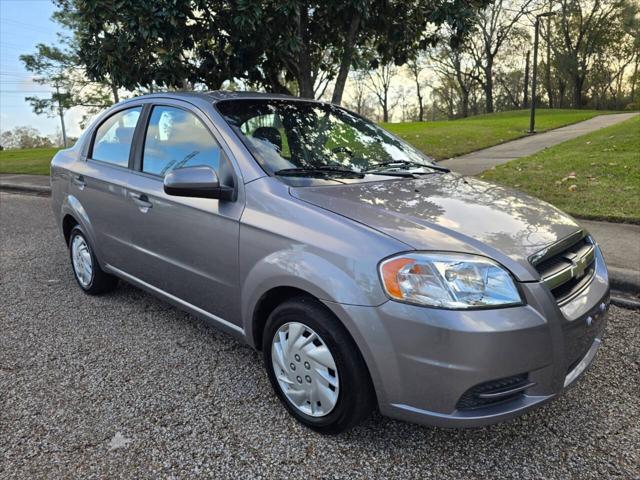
left=163, top=166, right=234, bottom=201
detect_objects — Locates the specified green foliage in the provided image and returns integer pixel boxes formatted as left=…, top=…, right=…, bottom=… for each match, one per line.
left=551, top=0, right=639, bottom=108
left=20, top=40, right=116, bottom=124
left=1, top=127, right=54, bottom=150
left=482, top=116, right=640, bottom=223
left=51, top=0, right=488, bottom=100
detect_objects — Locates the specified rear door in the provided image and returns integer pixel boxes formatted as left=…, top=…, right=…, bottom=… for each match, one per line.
left=123, top=100, right=244, bottom=323
left=71, top=106, right=143, bottom=269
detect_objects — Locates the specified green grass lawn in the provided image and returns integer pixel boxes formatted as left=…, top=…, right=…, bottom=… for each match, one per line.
left=384, top=109, right=609, bottom=160
left=482, top=116, right=640, bottom=223
left=0, top=147, right=60, bottom=175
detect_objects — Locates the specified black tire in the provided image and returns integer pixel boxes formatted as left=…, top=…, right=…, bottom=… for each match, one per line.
left=68, top=226, right=118, bottom=295
left=262, top=296, right=376, bottom=434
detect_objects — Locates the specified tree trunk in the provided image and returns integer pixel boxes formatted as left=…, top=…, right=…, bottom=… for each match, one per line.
left=461, top=88, right=469, bottom=118
left=523, top=51, right=530, bottom=108
left=572, top=75, right=583, bottom=108
left=331, top=12, right=361, bottom=105
left=558, top=78, right=566, bottom=108
left=296, top=5, right=314, bottom=99
left=631, top=58, right=639, bottom=102
left=416, top=78, right=424, bottom=121
left=484, top=60, right=494, bottom=113
left=266, top=70, right=292, bottom=95
left=382, top=92, right=389, bottom=122
left=111, top=83, right=119, bottom=103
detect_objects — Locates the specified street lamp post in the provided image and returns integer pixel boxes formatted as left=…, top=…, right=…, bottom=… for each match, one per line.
left=529, top=11, right=555, bottom=133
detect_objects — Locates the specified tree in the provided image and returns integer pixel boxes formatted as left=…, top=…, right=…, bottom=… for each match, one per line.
left=366, top=63, right=399, bottom=122
left=467, top=0, right=538, bottom=113
left=344, top=70, right=376, bottom=118
left=0, top=126, right=54, bottom=150
left=53, top=0, right=489, bottom=103
left=552, top=0, right=634, bottom=108
left=431, top=37, right=479, bottom=118
left=406, top=56, right=430, bottom=121
left=20, top=42, right=116, bottom=145
left=54, top=0, right=202, bottom=92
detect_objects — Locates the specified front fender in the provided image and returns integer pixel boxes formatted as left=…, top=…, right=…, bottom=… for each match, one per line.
left=241, top=246, right=387, bottom=340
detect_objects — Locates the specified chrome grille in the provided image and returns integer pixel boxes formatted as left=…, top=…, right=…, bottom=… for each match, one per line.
left=532, top=233, right=596, bottom=304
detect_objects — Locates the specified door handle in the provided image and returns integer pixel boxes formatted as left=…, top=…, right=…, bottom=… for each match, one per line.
left=71, top=175, right=86, bottom=190
left=129, top=192, right=153, bottom=212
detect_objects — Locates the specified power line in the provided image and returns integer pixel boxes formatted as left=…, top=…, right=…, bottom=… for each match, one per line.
left=0, top=18, right=55, bottom=34
left=0, top=72, right=34, bottom=77
left=1, top=89, right=52, bottom=92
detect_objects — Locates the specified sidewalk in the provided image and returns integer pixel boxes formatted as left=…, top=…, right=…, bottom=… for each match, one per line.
left=439, top=112, right=639, bottom=175
left=0, top=173, right=51, bottom=194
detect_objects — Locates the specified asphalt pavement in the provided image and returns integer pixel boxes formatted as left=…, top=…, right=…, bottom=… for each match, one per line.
left=1, top=192, right=639, bottom=479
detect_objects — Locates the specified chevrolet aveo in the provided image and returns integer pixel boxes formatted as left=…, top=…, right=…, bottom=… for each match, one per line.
left=51, top=92, right=609, bottom=433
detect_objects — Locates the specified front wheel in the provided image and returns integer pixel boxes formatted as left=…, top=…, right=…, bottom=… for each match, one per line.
left=263, top=297, right=375, bottom=434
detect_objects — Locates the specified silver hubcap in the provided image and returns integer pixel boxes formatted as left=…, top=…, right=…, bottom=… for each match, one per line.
left=271, top=322, right=339, bottom=417
left=71, top=235, right=93, bottom=287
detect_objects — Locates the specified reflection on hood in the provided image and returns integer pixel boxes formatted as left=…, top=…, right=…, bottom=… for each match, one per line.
left=291, top=174, right=581, bottom=272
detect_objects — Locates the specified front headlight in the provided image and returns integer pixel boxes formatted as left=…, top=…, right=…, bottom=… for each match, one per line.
left=379, top=253, right=522, bottom=309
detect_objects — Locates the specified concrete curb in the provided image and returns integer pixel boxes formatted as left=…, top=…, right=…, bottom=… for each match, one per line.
left=610, top=294, right=640, bottom=310
left=0, top=183, right=51, bottom=195
left=608, top=267, right=640, bottom=295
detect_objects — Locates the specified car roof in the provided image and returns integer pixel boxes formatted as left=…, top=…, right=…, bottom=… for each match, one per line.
left=119, top=90, right=324, bottom=105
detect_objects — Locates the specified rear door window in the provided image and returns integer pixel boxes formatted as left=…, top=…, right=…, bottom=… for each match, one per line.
left=91, top=107, right=142, bottom=167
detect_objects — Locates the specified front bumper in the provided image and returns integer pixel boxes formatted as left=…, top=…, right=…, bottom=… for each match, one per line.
left=324, top=248, right=610, bottom=428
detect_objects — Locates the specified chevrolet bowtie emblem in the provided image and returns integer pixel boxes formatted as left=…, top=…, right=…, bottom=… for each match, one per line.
left=569, top=254, right=589, bottom=279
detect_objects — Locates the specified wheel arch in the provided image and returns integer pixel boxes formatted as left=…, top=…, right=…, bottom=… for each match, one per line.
left=60, top=194, right=104, bottom=262
left=251, top=286, right=317, bottom=351
left=62, top=214, right=79, bottom=245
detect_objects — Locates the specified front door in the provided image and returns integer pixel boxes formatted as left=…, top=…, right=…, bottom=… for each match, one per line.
left=124, top=103, right=243, bottom=324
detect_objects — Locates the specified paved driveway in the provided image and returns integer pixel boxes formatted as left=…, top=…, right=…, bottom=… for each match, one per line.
left=440, top=112, right=639, bottom=175
left=1, top=192, right=639, bottom=479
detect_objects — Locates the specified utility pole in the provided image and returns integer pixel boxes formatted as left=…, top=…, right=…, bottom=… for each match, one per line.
left=529, top=11, right=555, bottom=134
left=54, top=84, right=68, bottom=148
left=523, top=50, right=530, bottom=108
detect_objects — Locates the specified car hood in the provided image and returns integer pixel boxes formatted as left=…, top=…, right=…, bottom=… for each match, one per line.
left=290, top=173, right=582, bottom=281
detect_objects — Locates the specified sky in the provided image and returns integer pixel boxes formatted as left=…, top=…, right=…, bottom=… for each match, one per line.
left=0, top=0, right=85, bottom=137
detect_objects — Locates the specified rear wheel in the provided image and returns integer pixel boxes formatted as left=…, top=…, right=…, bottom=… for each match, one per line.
left=263, top=297, right=375, bottom=434
left=69, top=226, right=118, bottom=294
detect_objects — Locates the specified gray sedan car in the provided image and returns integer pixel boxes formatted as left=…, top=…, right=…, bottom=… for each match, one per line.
left=51, top=92, right=609, bottom=433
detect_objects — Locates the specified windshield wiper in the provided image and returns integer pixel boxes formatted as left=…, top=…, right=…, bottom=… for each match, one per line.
left=365, top=159, right=450, bottom=174
left=275, top=167, right=365, bottom=178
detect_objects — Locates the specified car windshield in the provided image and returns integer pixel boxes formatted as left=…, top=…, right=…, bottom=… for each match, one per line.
left=216, top=99, right=435, bottom=176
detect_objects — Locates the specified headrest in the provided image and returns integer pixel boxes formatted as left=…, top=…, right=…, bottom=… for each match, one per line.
left=253, top=127, right=282, bottom=152
left=115, top=127, right=134, bottom=144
